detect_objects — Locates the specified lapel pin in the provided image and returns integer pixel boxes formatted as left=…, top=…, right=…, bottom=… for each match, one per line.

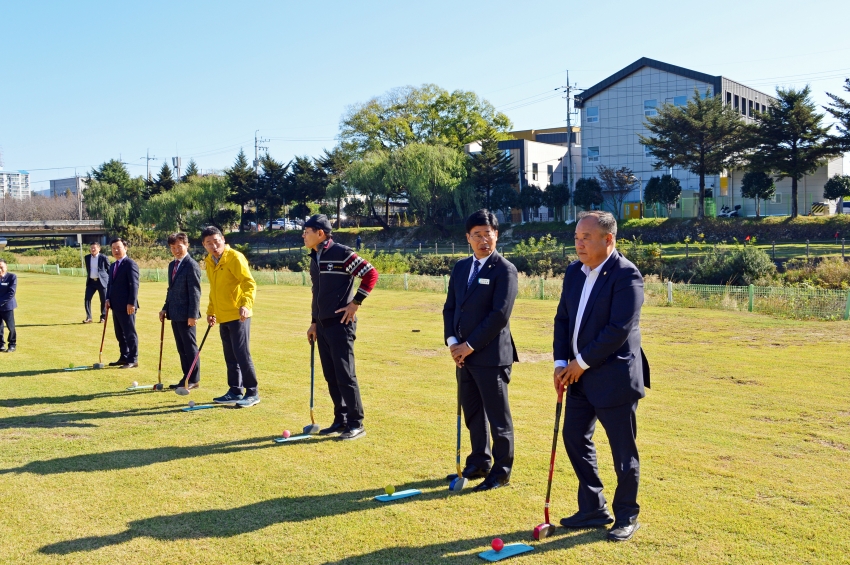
left=603, top=272, right=607, bottom=275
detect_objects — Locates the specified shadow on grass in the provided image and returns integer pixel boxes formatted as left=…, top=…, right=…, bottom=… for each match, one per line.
left=16, top=323, right=84, bottom=327
left=0, top=390, right=143, bottom=408
left=0, top=367, right=117, bottom=377
left=322, top=528, right=605, bottom=564
left=1, top=436, right=337, bottom=475
left=0, top=406, right=176, bottom=430
left=39, top=478, right=450, bottom=555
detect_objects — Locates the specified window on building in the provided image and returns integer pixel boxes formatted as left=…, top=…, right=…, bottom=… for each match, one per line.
left=727, top=92, right=732, bottom=105
left=674, top=95, right=687, bottom=107
left=748, top=100, right=754, bottom=116
left=644, top=99, right=657, bottom=116
left=734, top=94, right=739, bottom=111
left=770, top=193, right=782, bottom=204
left=587, top=147, right=600, bottom=162
left=532, top=162, right=538, bottom=181
left=586, top=106, right=599, bottom=123
left=644, top=145, right=653, bottom=158
left=547, top=164, right=554, bottom=184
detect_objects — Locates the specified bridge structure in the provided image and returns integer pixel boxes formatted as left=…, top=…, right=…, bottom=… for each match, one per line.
left=0, top=220, right=108, bottom=249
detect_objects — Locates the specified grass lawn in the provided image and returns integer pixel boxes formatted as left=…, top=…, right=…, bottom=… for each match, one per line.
left=1, top=273, right=849, bottom=564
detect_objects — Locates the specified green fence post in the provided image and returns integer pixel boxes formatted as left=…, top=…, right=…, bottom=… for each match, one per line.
left=156, top=268, right=160, bottom=282
left=539, top=277, right=544, bottom=299
left=443, top=274, right=448, bottom=293
left=302, top=271, right=306, bottom=286
left=273, top=271, right=278, bottom=285
left=748, top=284, right=754, bottom=312
left=844, top=290, right=850, bottom=321
left=404, top=272, right=408, bottom=291
left=667, top=281, right=673, bottom=304
left=56, top=265, right=60, bottom=275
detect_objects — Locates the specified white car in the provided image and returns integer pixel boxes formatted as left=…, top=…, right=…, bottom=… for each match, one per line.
left=269, top=218, right=296, bottom=230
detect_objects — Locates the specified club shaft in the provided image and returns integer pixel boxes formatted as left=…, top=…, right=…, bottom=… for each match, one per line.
left=184, top=324, right=212, bottom=382
left=98, top=307, right=109, bottom=364
left=157, top=318, right=164, bottom=384
left=309, top=340, right=315, bottom=420
left=456, top=377, right=463, bottom=476
left=544, top=386, right=565, bottom=525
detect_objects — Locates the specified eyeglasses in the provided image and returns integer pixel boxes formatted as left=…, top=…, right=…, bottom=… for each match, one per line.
left=469, top=231, right=496, bottom=242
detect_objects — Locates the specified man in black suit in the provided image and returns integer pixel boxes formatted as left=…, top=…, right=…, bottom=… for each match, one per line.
left=83, top=242, right=110, bottom=323
left=105, top=238, right=140, bottom=369
left=443, top=209, right=519, bottom=492
left=0, top=260, right=17, bottom=352
left=160, top=233, right=202, bottom=390
left=553, top=210, right=650, bottom=542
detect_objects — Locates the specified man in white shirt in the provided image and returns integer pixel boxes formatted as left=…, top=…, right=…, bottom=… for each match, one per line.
left=83, top=242, right=109, bottom=323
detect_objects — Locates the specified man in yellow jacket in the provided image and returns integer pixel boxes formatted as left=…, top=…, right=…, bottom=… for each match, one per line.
left=202, top=226, right=260, bottom=408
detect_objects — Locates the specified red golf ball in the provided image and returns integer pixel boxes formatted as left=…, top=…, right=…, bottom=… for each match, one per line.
left=282, top=430, right=291, bottom=439
left=491, top=538, right=504, bottom=552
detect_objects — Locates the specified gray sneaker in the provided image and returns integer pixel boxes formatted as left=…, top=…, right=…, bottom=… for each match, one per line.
left=235, top=395, right=260, bottom=408
left=213, top=391, right=243, bottom=405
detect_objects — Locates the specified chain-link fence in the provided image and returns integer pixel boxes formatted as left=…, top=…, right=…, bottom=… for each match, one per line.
left=8, top=263, right=850, bottom=321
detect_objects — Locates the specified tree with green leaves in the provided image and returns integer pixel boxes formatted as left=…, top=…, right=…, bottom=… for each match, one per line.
left=639, top=89, right=746, bottom=219
left=316, top=146, right=353, bottom=228
left=150, top=161, right=175, bottom=197
left=739, top=171, right=776, bottom=218
left=573, top=177, right=603, bottom=211
left=644, top=174, right=682, bottom=217
left=346, top=151, right=391, bottom=227
left=142, top=175, right=237, bottom=235
left=823, top=174, right=850, bottom=215
left=225, top=149, right=253, bottom=229
left=340, top=84, right=512, bottom=155
left=84, top=160, right=147, bottom=231
left=518, top=183, right=544, bottom=223
left=826, top=78, right=850, bottom=151
left=543, top=183, right=571, bottom=222
left=181, top=159, right=200, bottom=182
left=490, top=184, right=518, bottom=223
left=287, top=155, right=327, bottom=219
left=596, top=165, right=638, bottom=219
left=257, top=154, right=289, bottom=223
left=388, top=143, right=468, bottom=225
left=748, top=86, right=839, bottom=218
left=469, top=128, right=515, bottom=209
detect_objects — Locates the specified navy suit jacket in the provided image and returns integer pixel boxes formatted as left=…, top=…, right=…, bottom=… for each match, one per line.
left=162, top=257, right=202, bottom=322
left=84, top=253, right=110, bottom=288
left=443, top=252, right=519, bottom=367
left=106, top=257, right=140, bottom=309
left=553, top=250, right=650, bottom=408
left=0, top=272, right=17, bottom=311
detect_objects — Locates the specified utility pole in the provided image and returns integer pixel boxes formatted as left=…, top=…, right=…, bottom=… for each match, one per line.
left=557, top=72, right=582, bottom=223
left=141, top=150, right=158, bottom=182
left=253, top=130, right=269, bottom=231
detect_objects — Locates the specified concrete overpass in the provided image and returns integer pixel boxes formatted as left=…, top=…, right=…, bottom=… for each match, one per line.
left=0, top=220, right=107, bottom=248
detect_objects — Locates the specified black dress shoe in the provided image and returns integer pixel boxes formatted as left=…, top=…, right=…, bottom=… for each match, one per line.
left=169, top=382, right=200, bottom=390
left=5, top=346, right=14, bottom=353
left=319, top=422, right=346, bottom=435
left=445, top=465, right=489, bottom=482
left=339, top=426, right=366, bottom=440
left=0, top=346, right=6, bottom=352
left=108, top=360, right=127, bottom=367
left=119, top=362, right=138, bottom=369
left=560, top=507, right=615, bottom=528
left=607, top=518, right=640, bottom=542
left=473, top=477, right=509, bottom=492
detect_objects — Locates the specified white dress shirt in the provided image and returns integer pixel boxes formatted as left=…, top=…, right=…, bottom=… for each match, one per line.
left=446, top=252, right=494, bottom=348
left=555, top=250, right=614, bottom=371
left=89, top=255, right=99, bottom=280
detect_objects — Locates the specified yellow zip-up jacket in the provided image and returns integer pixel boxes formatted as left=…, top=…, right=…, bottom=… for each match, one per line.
left=204, top=245, right=256, bottom=323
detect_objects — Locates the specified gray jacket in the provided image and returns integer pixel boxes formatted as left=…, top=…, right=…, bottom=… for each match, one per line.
left=162, top=257, right=202, bottom=321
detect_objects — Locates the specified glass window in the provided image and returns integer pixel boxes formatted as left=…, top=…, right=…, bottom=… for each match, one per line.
left=587, top=147, right=600, bottom=162
left=547, top=164, right=554, bottom=184
left=586, top=106, right=599, bottom=123
left=532, top=163, right=538, bottom=181
left=748, top=99, right=753, bottom=116
left=673, top=96, right=687, bottom=107
left=734, top=95, right=739, bottom=111
left=727, top=92, right=732, bottom=105
left=644, top=145, right=653, bottom=157
left=644, top=99, right=657, bottom=116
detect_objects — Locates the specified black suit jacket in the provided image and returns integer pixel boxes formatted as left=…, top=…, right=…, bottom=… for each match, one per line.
left=162, top=257, right=202, bottom=322
left=84, top=253, right=110, bottom=288
left=553, top=250, right=650, bottom=408
left=443, top=252, right=519, bottom=367
left=0, top=272, right=17, bottom=311
left=106, top=257, right=140, bottom=309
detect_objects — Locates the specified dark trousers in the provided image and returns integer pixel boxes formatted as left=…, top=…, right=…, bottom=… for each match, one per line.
left=316, top=317, right=364, bottom=428
left=111, top=308, right=138, bottom=363
left=171, top=320, right=199, bottom=384
left=219, top=318, right=257, bottom=396
left=84, top=279, right=106, bottom=321
left=457, top=364, right=514, bottom=481
left=0, top=310, right=15, bottom=347
left=562, top=384, right=640, bottom=523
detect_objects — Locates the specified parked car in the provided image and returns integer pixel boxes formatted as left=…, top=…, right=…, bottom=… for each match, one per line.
left=268, top=218, right=296, bottom=230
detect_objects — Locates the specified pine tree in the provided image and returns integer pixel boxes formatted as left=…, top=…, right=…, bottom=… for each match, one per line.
left=470, top=129, right=515, bottom=209
left=225, top=149, right=254, bottom=229
left=749, top=86, right=838, bottom=218
left=181, top=159, right=200, bottom=182
left=150, top=161, right=175, bottom=197
left=826, top=78, right=850, bottom=151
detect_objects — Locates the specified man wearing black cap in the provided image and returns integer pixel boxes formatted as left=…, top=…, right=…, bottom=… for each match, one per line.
left=303, top=214, right=378, bottom=440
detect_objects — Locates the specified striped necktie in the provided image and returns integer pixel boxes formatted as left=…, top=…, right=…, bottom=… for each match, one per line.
left=467, top=259, right=480, bottom=290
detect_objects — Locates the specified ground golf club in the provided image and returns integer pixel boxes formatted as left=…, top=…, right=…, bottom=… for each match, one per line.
left=175, top=322, right=212, bottom=396
left=449, top=378, right=468, bottom=492
left=532, top=383, right=565, bottom=540
left=66, top=307, right=110, bottom=371
left=302, top=339, right=321, bottom=434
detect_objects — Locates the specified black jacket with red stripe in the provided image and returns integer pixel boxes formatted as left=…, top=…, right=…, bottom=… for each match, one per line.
left=309, top=239, right=378, bottom=322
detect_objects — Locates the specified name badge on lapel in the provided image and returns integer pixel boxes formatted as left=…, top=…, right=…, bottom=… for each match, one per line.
left=478, top=278, right=490, bottom=285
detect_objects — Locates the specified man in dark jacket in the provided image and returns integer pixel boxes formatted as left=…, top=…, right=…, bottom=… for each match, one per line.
left=83, top=242, right=110, bottom=323
left=443, top=209, right=519, bottom=491
left=553, top=210, right=650, bottom=542
left=105, top=238, right=140, bottom=369
left=303, top=214, right=378, bottom=441
left=159, top=233, right=202, bottom=390
left=0, top=260, right=17, bottom=352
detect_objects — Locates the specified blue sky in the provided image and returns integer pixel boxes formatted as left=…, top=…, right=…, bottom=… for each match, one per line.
left=2, top=0, right=849, bottom=189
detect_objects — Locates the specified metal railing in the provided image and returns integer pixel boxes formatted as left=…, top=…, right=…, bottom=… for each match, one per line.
left=8, top=264, right=850, bottom=321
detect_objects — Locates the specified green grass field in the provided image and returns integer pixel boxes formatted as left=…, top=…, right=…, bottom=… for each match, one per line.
left=1, top=273, right=848, bottom=564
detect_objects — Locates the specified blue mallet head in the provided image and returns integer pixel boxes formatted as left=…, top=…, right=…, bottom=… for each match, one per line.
left=449, top=476, right=468, bottom=491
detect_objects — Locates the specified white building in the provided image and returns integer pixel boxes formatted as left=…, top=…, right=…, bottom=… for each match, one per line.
left=0, top=168, right=31, bottom=200
left=48, top=176, right=87, bottom=197
left=576, top=57, right=843, bottom=218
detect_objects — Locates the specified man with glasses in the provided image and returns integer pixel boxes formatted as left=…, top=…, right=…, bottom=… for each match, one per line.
left=443, top=209, right=519, bottom=491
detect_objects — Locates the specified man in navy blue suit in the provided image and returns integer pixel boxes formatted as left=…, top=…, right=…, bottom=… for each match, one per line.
left=443, top=209, right=518, bottom=492
left=0, top=259, right=17, bottom=352
left=553, top=210, right=650, bottom=542
left=105, top=238, right=140, bottom=369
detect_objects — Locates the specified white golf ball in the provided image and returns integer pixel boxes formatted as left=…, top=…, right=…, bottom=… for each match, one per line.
left=188, top=400, right=196, bottom=407
left=132, top=381, right=138, bottom=387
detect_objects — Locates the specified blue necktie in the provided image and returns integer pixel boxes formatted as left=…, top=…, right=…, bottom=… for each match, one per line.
left=467, top=260, right=480, bottom=290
